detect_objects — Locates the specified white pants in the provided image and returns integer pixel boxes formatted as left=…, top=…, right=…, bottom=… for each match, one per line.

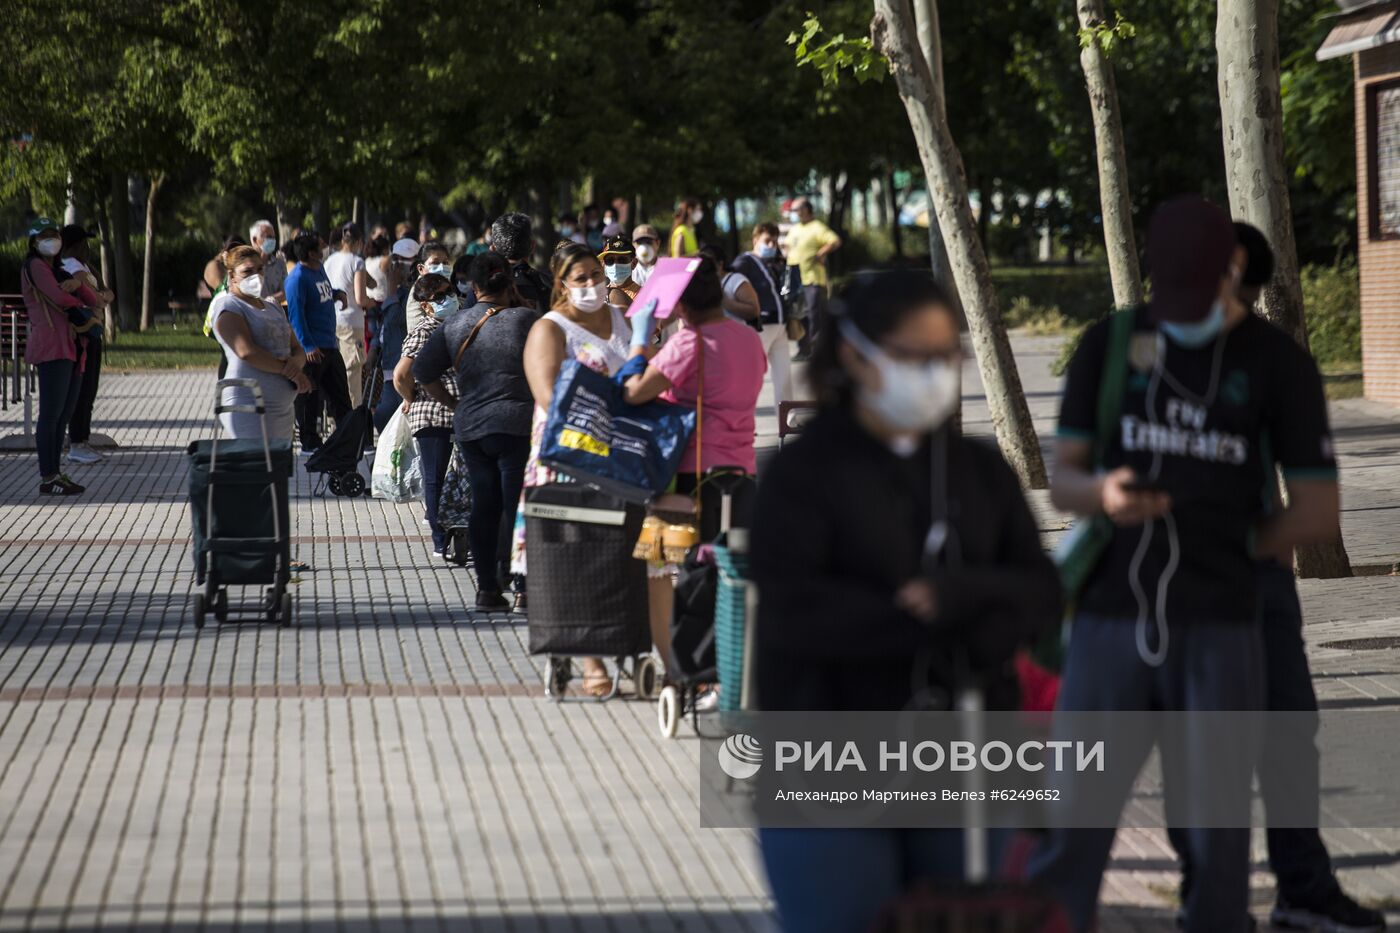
left=760, top=323, right=794, bottom=408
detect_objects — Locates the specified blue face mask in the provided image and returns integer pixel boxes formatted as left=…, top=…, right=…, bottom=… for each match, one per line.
left=605, top=263, right=631, bottom=285
left=425, top=262, right=450, bottom=277
left=758, top=244, right=778, bottom=259
left=1161, top=300, right=1226, bottom=348
left=431, top=296, right=459, bottom=320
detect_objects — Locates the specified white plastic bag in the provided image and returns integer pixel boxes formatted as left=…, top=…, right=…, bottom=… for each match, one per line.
left=372, top=408, right=423, bottom=502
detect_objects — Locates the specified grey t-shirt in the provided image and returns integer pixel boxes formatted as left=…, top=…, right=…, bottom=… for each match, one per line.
left=412, top=301, right=539, bottom=443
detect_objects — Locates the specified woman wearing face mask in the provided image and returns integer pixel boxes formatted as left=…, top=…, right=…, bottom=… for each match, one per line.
left=405, top=240, right=452, bottom=333
left=599, top=233, right=639, bottom=310
left=748, top=270, right=1062, bottom=933
left=20, top=218, right=94, bottom=495
left=210, top=246, right=312, bottom=440
left=669, top=197, right=703, bottom=258
left=394, top=273, right=462, bottom=558
left=450, top=254, right=477, bottom=307
left=731, top=222, right=793, bottom=407
left=517, top=242, right=635, bottom=692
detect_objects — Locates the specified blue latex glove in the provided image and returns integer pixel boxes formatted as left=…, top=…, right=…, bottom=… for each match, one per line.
left=613, top=353, right=647, bottom=386
left=629, top=298, right=658, bottom=348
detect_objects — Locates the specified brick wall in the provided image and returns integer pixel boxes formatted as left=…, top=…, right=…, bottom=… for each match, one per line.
left=1356, top=47, right=1400, bottom=405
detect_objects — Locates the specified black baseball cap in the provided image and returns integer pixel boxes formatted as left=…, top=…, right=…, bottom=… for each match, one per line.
left=1145, top=195, right=1238, bottom=323
left=59, top=224, right=98, bottom=247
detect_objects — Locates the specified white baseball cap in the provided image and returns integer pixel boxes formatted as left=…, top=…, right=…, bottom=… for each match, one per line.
left=391, top=237, right=419, bottom=260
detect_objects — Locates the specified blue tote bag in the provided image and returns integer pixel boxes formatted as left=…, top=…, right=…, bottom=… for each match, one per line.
left=539, top=358, right=697, bottom=503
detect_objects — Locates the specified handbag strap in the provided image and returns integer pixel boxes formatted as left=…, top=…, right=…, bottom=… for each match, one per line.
left=21, top=259, right=66, bottom=332
left=1092, top=309, right=1137, bottom=468
left=453, top=305, right=500, bottom=367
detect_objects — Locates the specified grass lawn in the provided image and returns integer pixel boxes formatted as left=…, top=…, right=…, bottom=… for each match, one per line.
left=104, top=318, right=221, bottom=372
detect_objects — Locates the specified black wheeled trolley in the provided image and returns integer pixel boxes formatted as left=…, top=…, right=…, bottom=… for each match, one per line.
left=187, top=379, right=294, bottom=627
left=523, top=483, right=660, bottom=702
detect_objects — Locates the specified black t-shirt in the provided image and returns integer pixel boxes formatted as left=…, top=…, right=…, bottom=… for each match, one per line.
left=1058, top=308, right=1336, bottom=624
left=511, top=263, right=551, bottom=310
left=412, top=301, right=539, bottom=443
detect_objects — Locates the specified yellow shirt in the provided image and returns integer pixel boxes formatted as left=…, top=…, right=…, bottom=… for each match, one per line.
left=785, top=220, right=840, bottom=288
left=670, top=224, right=699, bottom=258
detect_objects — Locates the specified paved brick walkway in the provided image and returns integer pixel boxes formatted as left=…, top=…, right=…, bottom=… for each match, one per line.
left=0, top=333, right=1394, bottom=931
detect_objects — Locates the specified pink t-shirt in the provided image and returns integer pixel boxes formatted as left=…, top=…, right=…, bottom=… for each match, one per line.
left=651, top=318, right=767, bottom=474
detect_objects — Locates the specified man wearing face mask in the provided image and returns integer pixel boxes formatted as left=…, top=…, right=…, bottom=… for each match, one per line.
left=784, top=197, right=842, bottom=361
left=598, top=230, right=639, bottom=310
left=732, top=222, right=792, bottom=407
left=287, top=232, right=353, bottom=454
left=490, top=212, right=552, bottom=311
left=629, top=224, right=662, bottom=287
left=1028, top=197, right=1342, bottom=933
left=248, top=220, right=286, bottom=304
left=746, top=270, right=1061, bottom=932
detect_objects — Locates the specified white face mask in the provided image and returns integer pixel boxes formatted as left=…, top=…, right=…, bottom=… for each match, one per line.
left=635, top=243, right=657, bottom=265
left=841, top=320, right=959, bottom=434
left=36, top=237, right=61, bottom=257
left=569, top=284, right=607, bottom=314
left=238, top=274, right=264, bottom=298
left=692, top=209, right=704, bottom=224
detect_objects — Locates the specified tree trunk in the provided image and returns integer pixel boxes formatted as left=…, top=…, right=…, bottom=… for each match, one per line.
left=139, top=174, right=164, bottom=332
left=1216, top=0, right=1351, bottom=579
left=1077, top=0, right=1143, bottom=308
left=725, top=197, right=741, bottom=256
left=886, top=167, right=903, bottom=258
left=312, top=196, right=329, bottom=237
left=872, top=0, right=1046, bottom=487
left=94, top=195, right=117, bottom=344
left=108, top=172, right=137, bottom=333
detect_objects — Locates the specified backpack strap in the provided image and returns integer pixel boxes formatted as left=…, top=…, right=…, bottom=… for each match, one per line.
left=1091, top=308, right=1138, bottom=468
left=453, top=306, right=500, bottom=367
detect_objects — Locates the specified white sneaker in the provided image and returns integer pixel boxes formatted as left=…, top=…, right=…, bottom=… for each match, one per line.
left=65, top=443, right=103, bottom=465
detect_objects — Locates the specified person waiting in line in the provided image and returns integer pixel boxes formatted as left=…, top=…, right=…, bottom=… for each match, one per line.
left=784, top=196, right=842, bottom=361
left=57, top=224, right=114, bottom=467
left=731, top=222, right=793, bottom=410
left=1027, top=197, right=1343, bottom=933
left=558, top=212, right=587, bottom=246
left=750, top=269, right=1061, bottom=933
left=619, top=261, right=768, bottom=667
left=203, top=235, right=248, bottom=380
left=372, top=238, right=419, bottom=433
left=287, top=232, right=353, bottom=454
left=450, top=253, right=476, bottom=306
left=1162, top=222, right=1384, bottom=933
left=210, top=245, right=311, bottom=439
left=517, top=242, right=635, bottom=693
left=630, top=224, right=662, bottom=286
left=404, top=240, right=452, bottom=334
left=20, top=218, right=93, bottom=496
left=490, top=213, right=552, bottom=310
left=394, top=274, right=461, bottom=559
left=669, top=197, right=703, bottom=258
left=323, top=222, right=373, bottom=407
left=248, top=220, right=286, bottom=303
left=599, top=231, right=639, bottom=310
left=413, top=253, right=538, bottom=610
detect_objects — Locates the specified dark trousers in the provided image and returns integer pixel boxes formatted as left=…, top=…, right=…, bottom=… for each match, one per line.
left=68, top=335, right=102, bottom=444
left=294, top=346, right=352, bottom=450
left=674, top=469, right=755, bottom=543
left=1169, top=562, right=1336, bottom=905
left=36, top=359, right=84, bottom=477
left=372, top=371, right=402, bottom=434
left=1027, top=614, right=1264, bottom=933
left=459, top=433, right=530, bottom=593
left=798, top=284, right=827, bottom=356
left=416, top=428, right=454, bottom=552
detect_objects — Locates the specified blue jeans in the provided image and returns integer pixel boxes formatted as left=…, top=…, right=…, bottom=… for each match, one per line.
left=36, top=359, right=84, bottom=477
left=459, top=433, right=530, bottom=592
left=372, top=371, right=401, bottom=434
left=415, top=428, right=453, bottom=552
left=1026, top=613, right=1264, bottom=933
left=1169, top=562, right=1336, bottom=904
left=760, top=827, right=1006, bottom=932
